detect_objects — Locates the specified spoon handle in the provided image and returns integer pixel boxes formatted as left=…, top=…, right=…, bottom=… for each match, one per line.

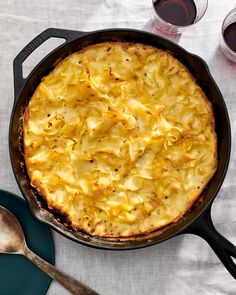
left=24, top=247, right=100, bottom=295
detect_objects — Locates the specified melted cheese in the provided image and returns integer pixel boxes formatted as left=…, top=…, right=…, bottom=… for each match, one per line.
left=23, top=42, right=217, bottom=237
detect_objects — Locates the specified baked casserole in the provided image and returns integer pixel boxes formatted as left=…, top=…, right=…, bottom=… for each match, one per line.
left=23, top=42, right=217, bottom=238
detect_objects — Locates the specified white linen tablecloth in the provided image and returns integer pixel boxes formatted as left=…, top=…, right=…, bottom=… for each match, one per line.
left=0, top=1, right=235, bottom=294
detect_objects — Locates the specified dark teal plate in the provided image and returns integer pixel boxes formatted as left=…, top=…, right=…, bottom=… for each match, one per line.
left=0, top=189, right=55, bottom=295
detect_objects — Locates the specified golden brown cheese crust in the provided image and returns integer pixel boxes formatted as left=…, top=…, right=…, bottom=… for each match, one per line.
left=23, top=42, right=217, bottom=237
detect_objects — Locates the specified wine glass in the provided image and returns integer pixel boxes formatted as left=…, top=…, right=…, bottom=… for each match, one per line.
left=220, top=8, right=236, bottom=63
left=152, top=0, right=208, bottom=34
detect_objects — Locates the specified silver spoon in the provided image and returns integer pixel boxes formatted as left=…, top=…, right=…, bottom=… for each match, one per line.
left=0, top=206, right=100, bottom=295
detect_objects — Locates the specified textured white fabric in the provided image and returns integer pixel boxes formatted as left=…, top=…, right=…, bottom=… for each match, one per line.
left=0, top=0, right=236, bottom=294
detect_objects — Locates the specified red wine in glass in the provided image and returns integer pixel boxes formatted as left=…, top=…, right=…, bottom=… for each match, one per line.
left=224, top=22, right=236, bottom=53
left=153, top=0, right=197, bottom=26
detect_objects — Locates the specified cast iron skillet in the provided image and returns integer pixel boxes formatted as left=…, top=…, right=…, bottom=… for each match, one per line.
left=10, top=28, right=236, bottom=279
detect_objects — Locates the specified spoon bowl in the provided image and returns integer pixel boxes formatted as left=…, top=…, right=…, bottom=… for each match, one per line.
left=0, top=206, right=99, bottom=295
left=0, top=206, right=25, bottom=254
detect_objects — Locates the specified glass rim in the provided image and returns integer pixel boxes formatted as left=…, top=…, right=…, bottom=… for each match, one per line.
left=221, top=7, right=236, bottom=57
left=152, top=0, right=208, bottom=29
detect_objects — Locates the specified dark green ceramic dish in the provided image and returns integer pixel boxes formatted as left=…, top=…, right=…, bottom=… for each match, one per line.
left=0, top=189, right=55, bottom=295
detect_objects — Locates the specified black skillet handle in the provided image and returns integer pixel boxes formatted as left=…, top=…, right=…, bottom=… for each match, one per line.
left=13, top=28, right=87, bottom=101
left=183, top=204, right=236, bottom=279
